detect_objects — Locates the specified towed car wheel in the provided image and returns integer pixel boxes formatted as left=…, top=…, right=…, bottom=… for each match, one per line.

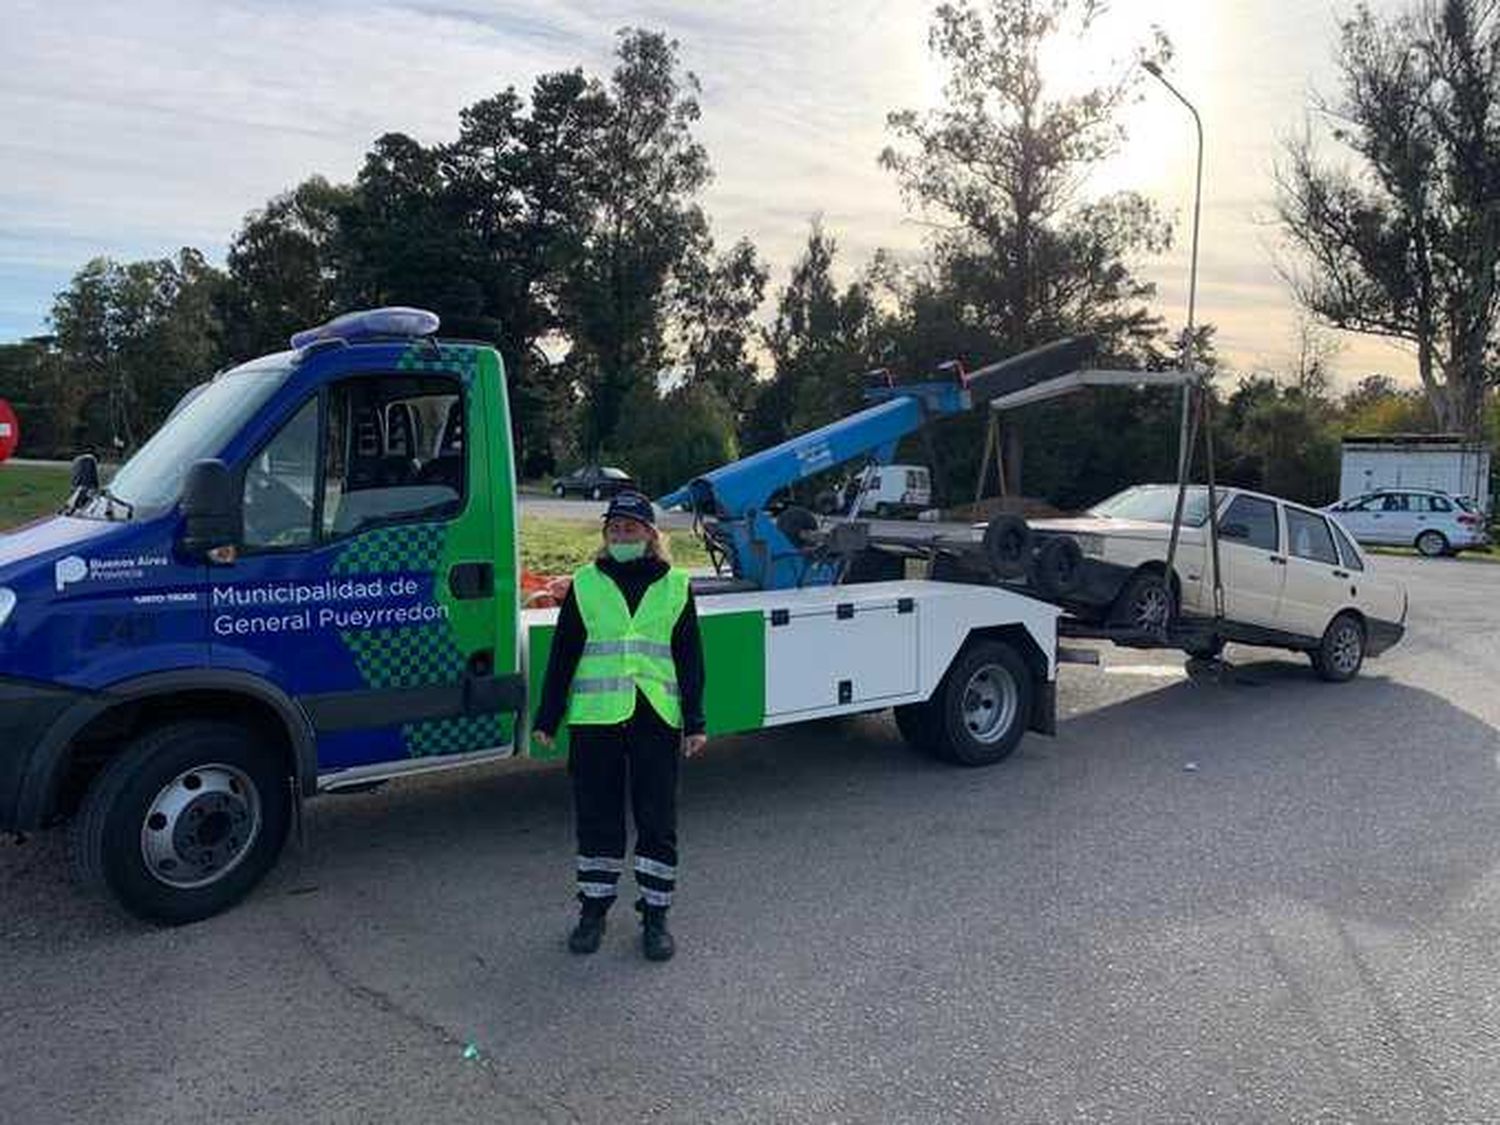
left=1110, top=570, right=1175, bottom=632
left=1311, top=613, right=1365, bottom=682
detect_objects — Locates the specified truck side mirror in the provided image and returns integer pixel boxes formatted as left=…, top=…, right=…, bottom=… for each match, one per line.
left=66, top=454, right=100, bottom=511
left=180, top=459, right=241, bottom=559
left=70, top=454, right=99, bottom=493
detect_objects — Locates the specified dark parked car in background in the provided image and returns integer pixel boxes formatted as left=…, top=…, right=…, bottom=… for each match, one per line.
left=552, top=465, right=636, bottom=500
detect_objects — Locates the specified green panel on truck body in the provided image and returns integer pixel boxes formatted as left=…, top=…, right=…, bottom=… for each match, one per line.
left=525, top=607, right=766, bottom=761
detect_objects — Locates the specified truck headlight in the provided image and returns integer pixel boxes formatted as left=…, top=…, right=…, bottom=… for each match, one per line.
left=0, top=587, right=14, bottom=628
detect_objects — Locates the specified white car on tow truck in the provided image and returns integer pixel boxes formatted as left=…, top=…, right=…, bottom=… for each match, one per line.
left=1005, top=484, right=1408, bottom=680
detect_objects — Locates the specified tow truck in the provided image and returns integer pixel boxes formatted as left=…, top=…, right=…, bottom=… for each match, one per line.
left=0, top=308, right=1180, bottom=923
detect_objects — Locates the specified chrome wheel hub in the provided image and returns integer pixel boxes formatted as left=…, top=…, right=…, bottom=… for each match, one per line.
left=140, top=764, right=261, bottom=889
left=961, top=664, right=1020, bottom=744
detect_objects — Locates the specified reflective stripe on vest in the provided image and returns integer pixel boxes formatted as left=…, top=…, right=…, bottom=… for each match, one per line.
left=566, top=564, right=690, bottom=728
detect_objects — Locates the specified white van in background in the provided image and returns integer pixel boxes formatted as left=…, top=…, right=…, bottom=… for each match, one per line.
left=853, top=463, right=933, bottom=518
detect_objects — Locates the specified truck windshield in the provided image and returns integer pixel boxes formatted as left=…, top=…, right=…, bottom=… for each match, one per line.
left=1089, top=485, right=1212, bottom=527
left=91, top=360, right=293, bottom=516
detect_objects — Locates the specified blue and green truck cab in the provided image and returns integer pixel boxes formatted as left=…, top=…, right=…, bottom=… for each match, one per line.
left=0, top=309, right=1060, bottom=924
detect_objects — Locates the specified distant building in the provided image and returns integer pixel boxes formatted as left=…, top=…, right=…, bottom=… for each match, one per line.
left=1340, top=434, right=1491, bottom=512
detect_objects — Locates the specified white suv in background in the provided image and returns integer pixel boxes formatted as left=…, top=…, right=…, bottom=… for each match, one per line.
left=1323, top=488, right=1490, bottom=557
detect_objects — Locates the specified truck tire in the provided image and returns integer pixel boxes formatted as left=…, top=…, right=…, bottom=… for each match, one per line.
left=982, top=515, right=1031, bottom=579
left=1310, top=612, right=1366, bottom=683
left=70, top=720, right=292, bottom=925
left=553, top=483, right=566, bottom=498
left=1028, top=535, right=1084, bottom=599
left=933, top=640, right=1034, bottom=767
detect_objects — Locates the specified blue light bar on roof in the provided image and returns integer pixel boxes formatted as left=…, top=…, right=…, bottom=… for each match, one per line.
left=290, top=307, right=440, bottom=350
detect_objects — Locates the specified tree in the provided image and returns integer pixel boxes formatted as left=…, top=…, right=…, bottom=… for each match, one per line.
left=750, top=222, right=887, bottom=452
left=336, top=132, right=483, bottom=318
left=609, top=381, right=737, bottom=496
left=220, top=176, right=353, bottom=360
left=565, top=29, right=713, bottom=455
left=0, top=338, right=65, bottom=457
left=1279, top=0, right=1500, bottom=437
left=50, top=250, right=224, bottom=453
left=441, top=71, right=611, bottom=474
left=880, top=0, right=1172, bottom=353
left=675, top=236, right=768, bottom=426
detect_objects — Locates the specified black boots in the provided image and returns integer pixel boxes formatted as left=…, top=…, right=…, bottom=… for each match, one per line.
left=568, top=900, right=610, bottom=954
left=569, top=900, right=675, bottom=960
left=638, top=902, right=675, bottom=962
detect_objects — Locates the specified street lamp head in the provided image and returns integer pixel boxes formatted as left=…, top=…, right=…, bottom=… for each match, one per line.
left=1142, top=60, right=1162, bottom=77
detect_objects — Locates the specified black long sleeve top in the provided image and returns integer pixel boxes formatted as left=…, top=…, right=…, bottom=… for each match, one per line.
left=533, top=555, right=706, bottom=737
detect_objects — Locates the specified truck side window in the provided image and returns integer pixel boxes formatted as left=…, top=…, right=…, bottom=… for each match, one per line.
left=1287, top=508, right=1338, bottom=565
left=321, top=376, right=465, bottom=540
left=1221, top=494, right=1278, bottom=551
left=242, top=397, right=319, bottom=550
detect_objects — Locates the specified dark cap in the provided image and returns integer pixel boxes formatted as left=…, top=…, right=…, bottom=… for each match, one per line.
left=603, top=491, right=657, bottom=528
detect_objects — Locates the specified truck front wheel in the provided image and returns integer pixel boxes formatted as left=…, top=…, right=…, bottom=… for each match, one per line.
left=935, top=641, right=1034, bottom=766
left=70, top=720, right=292, bottom=925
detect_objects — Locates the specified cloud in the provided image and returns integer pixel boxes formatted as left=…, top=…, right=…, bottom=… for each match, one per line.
left=0, top=0, right=1418, bottom=385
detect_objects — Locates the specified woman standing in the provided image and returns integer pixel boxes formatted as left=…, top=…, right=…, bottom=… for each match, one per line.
left=533, top=492, right=707, bottom=961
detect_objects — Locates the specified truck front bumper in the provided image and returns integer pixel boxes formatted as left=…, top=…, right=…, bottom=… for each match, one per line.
left=0, top=677, right=92, bottom=832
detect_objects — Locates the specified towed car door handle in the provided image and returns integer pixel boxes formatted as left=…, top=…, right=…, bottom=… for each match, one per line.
left=1332, top=569, right=1350, bottom=579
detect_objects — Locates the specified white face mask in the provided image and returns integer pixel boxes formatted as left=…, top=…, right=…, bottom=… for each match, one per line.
left=607, top=542, right=648, bottom=563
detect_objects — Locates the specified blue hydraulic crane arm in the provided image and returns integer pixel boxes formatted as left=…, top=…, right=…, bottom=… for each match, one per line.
left=658, top=392, right=942, bottom=516
left=658, top=336, right=1095, bottom=518
left=657, top=335, right=1095, bottom=590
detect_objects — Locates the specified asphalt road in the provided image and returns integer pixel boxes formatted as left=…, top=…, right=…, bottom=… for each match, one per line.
left=521, top=491, right=695, bottom=529
left=3, top=555, right=1498, bottom=1123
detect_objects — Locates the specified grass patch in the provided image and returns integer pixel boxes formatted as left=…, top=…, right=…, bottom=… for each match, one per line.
left=0, top=463, right=71, bottom=529
left=1367, top=544, right=1500, bottom=564
left=519, top=515, right=709, bottom=574
left=0, top=467, right=711, bottom=574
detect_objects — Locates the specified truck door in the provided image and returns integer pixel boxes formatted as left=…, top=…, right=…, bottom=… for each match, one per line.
left=210, top=365, right=520, bottom=774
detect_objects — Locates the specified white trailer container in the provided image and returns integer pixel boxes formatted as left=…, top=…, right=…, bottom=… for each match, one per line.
left=1340, top=434, right=1492, bottom=513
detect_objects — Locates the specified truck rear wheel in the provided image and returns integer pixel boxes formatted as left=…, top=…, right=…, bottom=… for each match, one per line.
left=70, top=720, right=292, bottom=925
left=934, top=640, right=1034, bottom=766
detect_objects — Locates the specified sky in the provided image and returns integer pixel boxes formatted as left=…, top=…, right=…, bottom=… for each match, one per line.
left=1, top=0, right=1417, bottom=386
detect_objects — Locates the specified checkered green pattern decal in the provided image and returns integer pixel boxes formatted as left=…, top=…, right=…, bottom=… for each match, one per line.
left=402, top=714, right=510, bottom=757
left=398, top=343, right=480, bottom=383
left=342, top=622, right=464, bottom=687
left=332, top=523, right=446, bottom=577
left=330, top=518, right=514, bottom=756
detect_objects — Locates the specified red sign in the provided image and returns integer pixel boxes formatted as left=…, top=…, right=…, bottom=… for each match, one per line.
left=0, top=399, right=18, bottom=463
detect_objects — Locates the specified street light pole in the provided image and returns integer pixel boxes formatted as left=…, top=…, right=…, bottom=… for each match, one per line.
left=1144, top=60, right=1219, bottom=626
left=1143, top=60, right=1203, bottom=484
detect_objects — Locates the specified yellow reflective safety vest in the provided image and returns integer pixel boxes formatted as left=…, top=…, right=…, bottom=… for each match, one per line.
left=566, top=563, right=690, bottom=728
